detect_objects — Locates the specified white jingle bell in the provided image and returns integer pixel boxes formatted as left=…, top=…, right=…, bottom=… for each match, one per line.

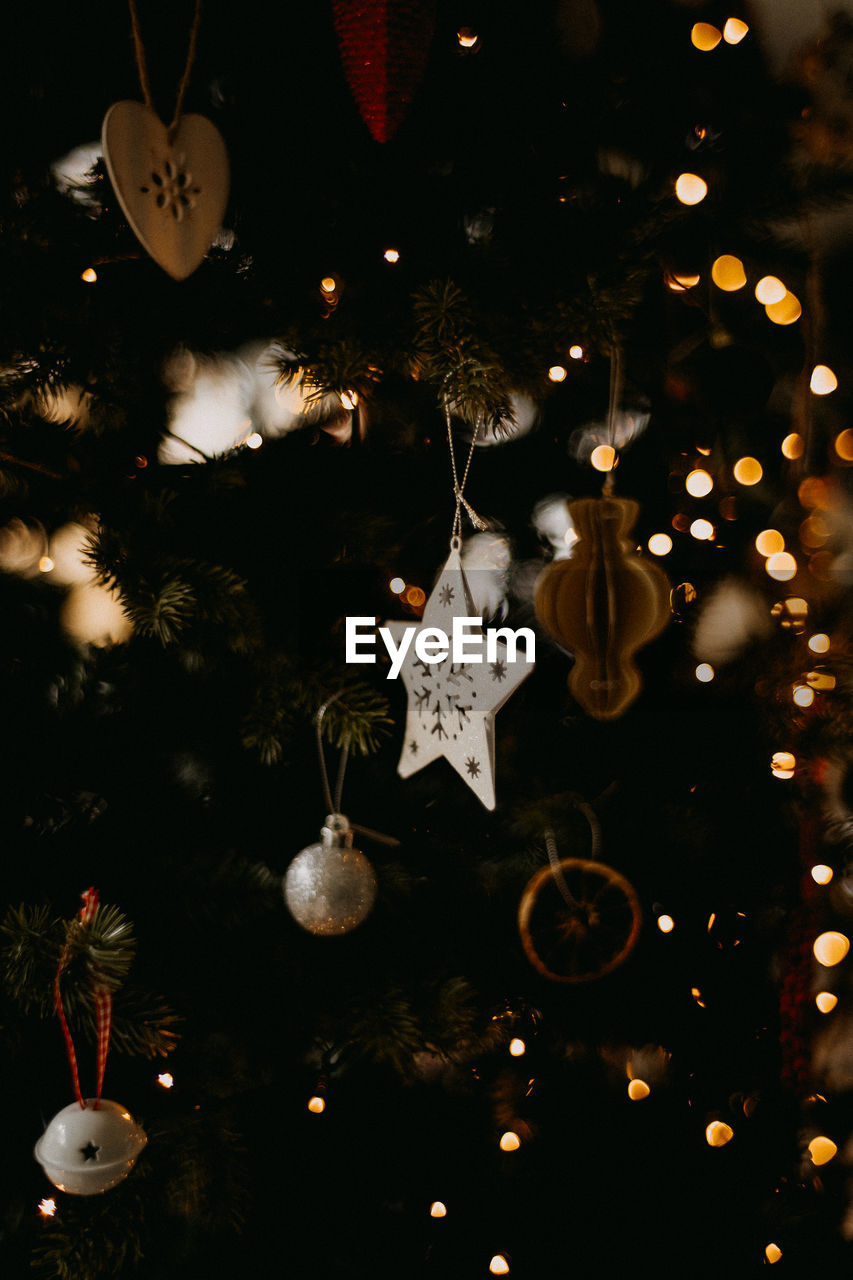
left=284, top=813, right=377, bottom=936
left=35, top=1099, right=147, bottom=1195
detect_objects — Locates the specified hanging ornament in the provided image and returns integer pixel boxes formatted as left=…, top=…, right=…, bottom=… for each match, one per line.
left=35, top=888, right=147, bottom=1194
left=331, top=0, right=437, bottom=142
left=518, top=824, right=642, bottom=983
left=35, top=1099, right=147, bottom=1196
left=386, top=542, right=533, bottom=810
left=284, top=812, right=377, bottom=936
left=385, top=407, right=534, bottom=810
left=102, top=0, right=229, bottom=279
left=535, top=495, right=670, bottom=719
left=283, top=701, right=391, bottom=935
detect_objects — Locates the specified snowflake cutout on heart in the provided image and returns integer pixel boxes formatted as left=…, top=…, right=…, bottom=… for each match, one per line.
left=140, top=155, right=201, bottom=221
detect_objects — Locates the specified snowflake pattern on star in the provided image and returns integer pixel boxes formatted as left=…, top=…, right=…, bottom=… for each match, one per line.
left=384, top=543, right=534, bottom=809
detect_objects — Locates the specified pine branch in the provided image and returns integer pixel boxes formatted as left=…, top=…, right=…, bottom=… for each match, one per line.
left=412, top=279, right=514, bottom=425
left=0, top=904, right=64, bottom=1014
left=85, top=984, right=181, bottom=1059
left=345, top=987, right=424, bottom=1075
left=276, top=336, right=382, bottom=406
left=31, top=1163, right=148, bottom=1280
left=295, top=666, right=394, bottom=756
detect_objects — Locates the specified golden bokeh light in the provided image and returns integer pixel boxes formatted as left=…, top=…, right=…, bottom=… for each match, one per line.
left=405, top=585, right=426, bottom=608
left=38, top=1198, right=57, bottom=1217
left=307, top=1095, right=326, bottom=1114
left=755, top=529, right=784, bottom=556
left=509, top=1038, right=526, bottom=1057
left=648, top=533, right=673, bottom=556
left=771, top=751, right=795, bottom=779
left=430, top=1201, right=447, bottom=1218
left=548, top=365, right=567, bottom=382
left=810, top=365, right=838, bottom=395
left=38, top=555, right=54, bottom=572
left=816, top=992, right=838, bottom=1014
left=799, top=477, right=832, bottom=511
left=657, top=915, right=675, bottom=933
left=628, top=1079, right=651, bottom=1101
left=245, top=432, right=262, bottom=449
left=806, top=669, right=835, bottom=690
left=733, top=456, right=762, bottom=485
left=689, top=518, right=715, bottom=541
left=81, top=267, right=97, bottom=284
left=811, top=865, right=834, bottom=885
left=320, top=276, right=337, bottom=293
left=765, top=1243, right=782, bottom=1265
left=389, top=577, right=405, bottom=594
left=765, top=292, right=801, bottom=325
left=835, top=429, right=853, bottom=462
left=755, top=276, right=785, bottom=305
left=695, top=663, right=714, bottom=683
left=808, top=633, right=830, bottom=653
left=813, top=932, right=849, bottom=967
left=340, top=391, right=359, bottom=411
left=675, top=173, right=708, bottom=205
left=800, top=515, right=829, bottom=547
left=808, top=1136, right=838, bottom=1166
left=591, top=445, right=616, bottom=472
left=765, top=552, right=796, bottom=581
left=499, top=1131, right=521, bottom=1152
left=157, top=1073, right=175, bottom=1089
left=383, top=248, right=400, bottom=263
left=457, top=28, right=478, bottom=48
left=781, top=432, right=804, bottom=460
left=810, top=364, right=838, bottom=395
left=691, top=23, right=722, bottom=51
left=569, top=345, right=584, bottom=360
left=723, top=18, right=749, bottom=43
left=686, top=468, right=713, bottom=497
left=793, top=685, right=814, bottom=708
left=489, top=1256, right=510, bottom=1276
left=705, top=1120, right=734, bottom=1147
left=711, top=255, right=746, bottom=291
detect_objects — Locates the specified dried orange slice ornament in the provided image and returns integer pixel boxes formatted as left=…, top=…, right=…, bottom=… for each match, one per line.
left=518, top=855, right=642, bottom=983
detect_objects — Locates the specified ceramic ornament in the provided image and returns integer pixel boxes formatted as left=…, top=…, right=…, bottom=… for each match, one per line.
left=385, top=543, right=534, bottom=810
left=35, top=1099, right=147, bottom=1195
left=102, top=101, right=229, bottom=280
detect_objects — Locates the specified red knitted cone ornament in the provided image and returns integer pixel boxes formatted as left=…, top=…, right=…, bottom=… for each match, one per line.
left=331, top=0, right=437, bottom=143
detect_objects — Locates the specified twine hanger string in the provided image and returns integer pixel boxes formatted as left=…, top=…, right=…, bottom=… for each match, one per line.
left=444, top=401, right=488, bottom=542
left=128, top=0, right=203, bottom=139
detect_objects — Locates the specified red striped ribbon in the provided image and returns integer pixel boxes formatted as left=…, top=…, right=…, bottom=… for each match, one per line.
left=54, top=887, right=113, bottom=1111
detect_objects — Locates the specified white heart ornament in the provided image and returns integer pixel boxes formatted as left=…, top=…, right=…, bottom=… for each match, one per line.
left=102, top=101, right=229, bottom=281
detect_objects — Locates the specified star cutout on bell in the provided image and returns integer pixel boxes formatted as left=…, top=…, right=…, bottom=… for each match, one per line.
left=384, top=540, right=534, bottom=810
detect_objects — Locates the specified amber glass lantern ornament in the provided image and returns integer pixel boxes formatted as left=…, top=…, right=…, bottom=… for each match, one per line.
left=534, top=496, right=670, bottom=718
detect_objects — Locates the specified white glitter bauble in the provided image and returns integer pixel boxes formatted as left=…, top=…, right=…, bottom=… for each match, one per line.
left=35, top=1099, right=147, bottom=1195
left=284, top=813, right=377, bottom=936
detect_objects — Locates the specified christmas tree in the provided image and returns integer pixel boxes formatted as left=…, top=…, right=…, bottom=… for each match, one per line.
left=3, top=1, right=853, bottom=1275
